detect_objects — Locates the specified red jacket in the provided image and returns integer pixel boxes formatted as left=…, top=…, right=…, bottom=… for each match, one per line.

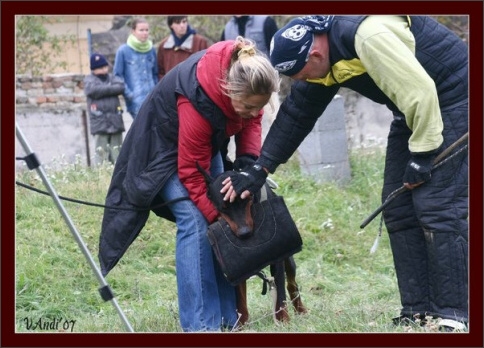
left=177, top=40, right=263, bottom=222
left=99, top=41, right=264, bottom=275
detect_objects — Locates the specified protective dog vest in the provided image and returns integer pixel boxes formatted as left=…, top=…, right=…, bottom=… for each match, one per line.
left=207, top=184, right=303, bottom=285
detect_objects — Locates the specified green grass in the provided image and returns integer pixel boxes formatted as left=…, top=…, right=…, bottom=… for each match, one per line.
left=14, top=148, right=448, bottom=333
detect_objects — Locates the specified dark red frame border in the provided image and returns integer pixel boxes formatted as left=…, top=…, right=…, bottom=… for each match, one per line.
left=2, top=1, right=482, bottom=347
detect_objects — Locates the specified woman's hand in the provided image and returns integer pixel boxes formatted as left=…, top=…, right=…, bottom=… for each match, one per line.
left=221, top=177, right=251, bottom=202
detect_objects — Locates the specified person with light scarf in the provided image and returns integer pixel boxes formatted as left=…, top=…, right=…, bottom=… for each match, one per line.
left=114, top=18, right=158, bottom=119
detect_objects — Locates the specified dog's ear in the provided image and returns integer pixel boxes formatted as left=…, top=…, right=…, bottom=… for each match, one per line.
left=196, top=161, right=213, bottom=185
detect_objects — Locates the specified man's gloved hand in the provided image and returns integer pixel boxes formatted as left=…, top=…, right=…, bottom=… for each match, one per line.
left=229, top=163, right=268, bottom=195
left=233, top=155, right=257, bottom=172
left=403, top=153, right=435, bottom=185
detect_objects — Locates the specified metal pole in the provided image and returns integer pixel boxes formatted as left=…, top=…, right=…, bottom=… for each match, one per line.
left=81, top=109, right=91, bottom=167
left=15, top=123, right=134, bottom=333
left=87, top=28, right=92, bottom=57
left=84, top=28, right=93, bottom=167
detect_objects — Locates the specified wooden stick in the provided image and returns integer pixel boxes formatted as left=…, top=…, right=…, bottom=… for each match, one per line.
left=359, top=132, right=468, bottom=229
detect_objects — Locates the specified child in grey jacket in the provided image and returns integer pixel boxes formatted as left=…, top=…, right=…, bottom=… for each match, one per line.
left=84, top=53, right=125, bottom=165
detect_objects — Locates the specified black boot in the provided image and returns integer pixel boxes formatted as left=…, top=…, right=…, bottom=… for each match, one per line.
left=392, top=313, right=427, bottom=327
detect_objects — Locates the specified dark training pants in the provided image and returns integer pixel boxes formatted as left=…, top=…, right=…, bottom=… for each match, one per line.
left=382, top=105, right=468, bottom=323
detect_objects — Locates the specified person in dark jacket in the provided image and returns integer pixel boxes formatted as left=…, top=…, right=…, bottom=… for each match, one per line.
left=83, top=53, right=125, bottom=165
left=98, top=36, right=280, bottom=332
left=224, top=16, right=468, bottom=331
left=221, top=16, right=278, bottom=58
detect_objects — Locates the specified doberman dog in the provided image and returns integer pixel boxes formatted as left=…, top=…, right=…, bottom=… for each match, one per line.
left=198, top=164, right=307, bottom=326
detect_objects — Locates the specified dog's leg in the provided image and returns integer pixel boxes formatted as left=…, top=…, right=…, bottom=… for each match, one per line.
left=284, top=257, right=307, bottom=314
left=270, top=263, right=290, bottom=322
left=236, top=282, right=249, bottom=326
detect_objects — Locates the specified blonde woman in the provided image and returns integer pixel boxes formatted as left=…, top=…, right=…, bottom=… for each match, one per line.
left=114, top=18, right=158, bottom=118
left=99, top=37, right=280, bottom=332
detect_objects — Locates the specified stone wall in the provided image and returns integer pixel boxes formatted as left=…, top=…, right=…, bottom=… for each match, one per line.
left=15, top=73, right=134, bottom=171
left=297, top=96, right=352, bottom=185
left=16, top=74, right=86, bottom=108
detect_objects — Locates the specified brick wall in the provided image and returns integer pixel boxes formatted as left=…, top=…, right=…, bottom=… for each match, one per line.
left=16, top=73, right=86, bottom=111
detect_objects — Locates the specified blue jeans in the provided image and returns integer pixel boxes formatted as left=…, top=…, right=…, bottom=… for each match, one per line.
left=158, top=154, right=238, bottom=331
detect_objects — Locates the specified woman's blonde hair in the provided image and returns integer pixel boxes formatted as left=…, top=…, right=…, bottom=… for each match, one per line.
left=222, top=36, right=281, bottom=110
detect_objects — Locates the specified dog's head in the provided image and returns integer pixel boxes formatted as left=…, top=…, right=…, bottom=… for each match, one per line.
left=197, top=163, right=254, bottom=239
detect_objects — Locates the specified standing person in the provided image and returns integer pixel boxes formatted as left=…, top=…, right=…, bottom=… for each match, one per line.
left=114, top=17, right=158, bottom=119
left=83, top=53, right=125, bottom=165
left=98, top=37, right=280, bottom=332
left=224, top=16, right=468, bottom=331
left=221, top=15, right=278, bottom=57
left=157, top=15, right=209, bottom=80
left=221, top=15, right=279, bottom=166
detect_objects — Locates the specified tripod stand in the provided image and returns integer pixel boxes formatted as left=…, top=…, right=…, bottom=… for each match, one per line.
left=15, top=123, right=134, bottom=332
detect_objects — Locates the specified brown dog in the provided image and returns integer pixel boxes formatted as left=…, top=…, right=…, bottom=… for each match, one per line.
left=198, top=164, right=307, bottom=326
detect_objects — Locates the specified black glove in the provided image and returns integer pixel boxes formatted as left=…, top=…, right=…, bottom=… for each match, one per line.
left=233, top=155, right=257, bottom=172
left=229, top=163, right=268, bottom=195
left=403, top=153, right=435, bottom=185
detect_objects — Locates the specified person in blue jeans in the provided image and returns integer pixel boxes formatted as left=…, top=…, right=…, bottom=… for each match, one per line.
left=114, top=17, right=158, bottom=118
left=98, top=36, right=280, bottom=331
